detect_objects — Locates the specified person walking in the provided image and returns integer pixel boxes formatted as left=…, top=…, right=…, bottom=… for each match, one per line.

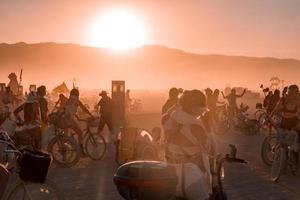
left=97, top=91, right=114, bottom=142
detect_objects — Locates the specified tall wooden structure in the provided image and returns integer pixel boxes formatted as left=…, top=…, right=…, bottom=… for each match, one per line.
left=112, top=81, right=125, bottom=129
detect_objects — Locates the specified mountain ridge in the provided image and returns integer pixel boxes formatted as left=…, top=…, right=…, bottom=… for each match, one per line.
left=1, top=42, right=299, bottom=62
left=0, top=42, right=299, bottom=89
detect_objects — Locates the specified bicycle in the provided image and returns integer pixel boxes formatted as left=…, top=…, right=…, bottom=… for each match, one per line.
left=260, top=112, right=281, bottom=166
left=0, top=131, right=63, bottom=200
left=75, top=117, right=106, bottom=160
left=212, top=144, right=247, bottom=200
left=271, top=129, right=299, bottom=182
left=47, top=127, right=81, bottom=168
left=115, top=127, right=163, bottom=166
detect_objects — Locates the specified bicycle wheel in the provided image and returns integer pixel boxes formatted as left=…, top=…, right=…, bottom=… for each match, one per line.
left=85, top=133, right=106, bottom=160
left=47, top=136, right=80, bottom=168
left=261, top=135, right=277, bottom=166
left=6, top=179, right=63, bottom=200
left=271, top=145, right=286, bottom=182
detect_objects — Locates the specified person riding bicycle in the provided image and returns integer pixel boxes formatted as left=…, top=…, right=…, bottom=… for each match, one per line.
left=64, top=88, right=94, bottom=155
left=13, top=92, right=42, bottom=149
left=263, top=91, right=273, bottom=110
left=267, top=89, right=280, bottom=114
left=163, top=89, right=217, bottom=200
left=54, top=93, right=68, bottom=111
left=222, top=88, right=246, bottom=118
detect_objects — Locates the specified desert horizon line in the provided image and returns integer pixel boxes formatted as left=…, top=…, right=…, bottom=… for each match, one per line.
left=1, top=41, right=299, bottom=62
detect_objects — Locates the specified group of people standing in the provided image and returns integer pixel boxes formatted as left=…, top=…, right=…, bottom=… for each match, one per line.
left=160, top=84, right=300, bottom=199
left=264, top=85, right=300, bottom=165
left=1, top=86, right=115, bottom=155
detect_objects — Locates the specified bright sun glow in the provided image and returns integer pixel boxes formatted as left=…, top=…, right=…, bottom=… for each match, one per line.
left=89, top=9, right=147, bottom=50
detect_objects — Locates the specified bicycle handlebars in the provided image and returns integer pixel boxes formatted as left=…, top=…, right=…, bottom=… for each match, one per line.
left=224, top=156, right=247, bottom=164
left=217, top=144, right=247, bottom=166
left=217, top=144, right=247, bottom=200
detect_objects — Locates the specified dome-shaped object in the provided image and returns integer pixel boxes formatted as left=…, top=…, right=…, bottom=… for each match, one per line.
left=114, top=161, right=178, bottom=200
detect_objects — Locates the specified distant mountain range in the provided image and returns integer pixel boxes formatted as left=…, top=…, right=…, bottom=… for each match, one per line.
left=0, top=42, right=299, bottom=90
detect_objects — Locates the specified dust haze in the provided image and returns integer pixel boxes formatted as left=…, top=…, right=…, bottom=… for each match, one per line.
left=1, top=42, right=299, bottom=91
left=1, top=42, right=298, bottom=113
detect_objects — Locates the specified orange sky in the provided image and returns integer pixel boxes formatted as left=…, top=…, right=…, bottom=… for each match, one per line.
left=1, top=0, right=300, bottom=59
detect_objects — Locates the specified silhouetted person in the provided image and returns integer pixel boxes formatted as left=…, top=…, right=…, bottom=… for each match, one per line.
left=7, top=73, right=19, bottom=96
left=282, top=87, right=288, bottom=98
left=1, top=87, right=15, bottom=105
left=213, top=89, right=224, bottom=105
left=14, top=92, right=42, bottom=149
left=162, top=88, right=179, bottom=115
left=205, top=88, right=215, bottom=126
left=65, top=88, right=94, bottom=154
left=97, top=91, right=114, bottom=141
left=264, top=91, right=273, bottom=109
left=54, top=93, right=68, bottom=111
left=222, top=88, right=246, bottom=117
left=277, top=85, right=300, bottom=165
left=125, top=89, right=132, bottom=114
left=212, top=89, right=224, bottom=122
left=268, top=89, right=280, bottom=114
left=37, top=86, right=48, bottom=124
left=205, top=88, right=213, bottom=109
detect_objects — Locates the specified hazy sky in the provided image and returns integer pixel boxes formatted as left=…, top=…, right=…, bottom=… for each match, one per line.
left=1, top=0, right=300, bottom=59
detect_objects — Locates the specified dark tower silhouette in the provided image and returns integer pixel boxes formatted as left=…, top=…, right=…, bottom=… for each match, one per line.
left=112, top=80, right=125, bottom=130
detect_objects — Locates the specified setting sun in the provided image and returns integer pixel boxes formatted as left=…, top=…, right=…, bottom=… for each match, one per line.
left=89, top=9, right=147, bottom=50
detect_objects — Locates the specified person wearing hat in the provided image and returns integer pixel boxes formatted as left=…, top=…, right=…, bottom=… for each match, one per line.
left=97, top=91, right=114, bottom=142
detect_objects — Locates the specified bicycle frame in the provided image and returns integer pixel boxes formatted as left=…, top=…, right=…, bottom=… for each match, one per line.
left=210, top=145, right=247, bottom=200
